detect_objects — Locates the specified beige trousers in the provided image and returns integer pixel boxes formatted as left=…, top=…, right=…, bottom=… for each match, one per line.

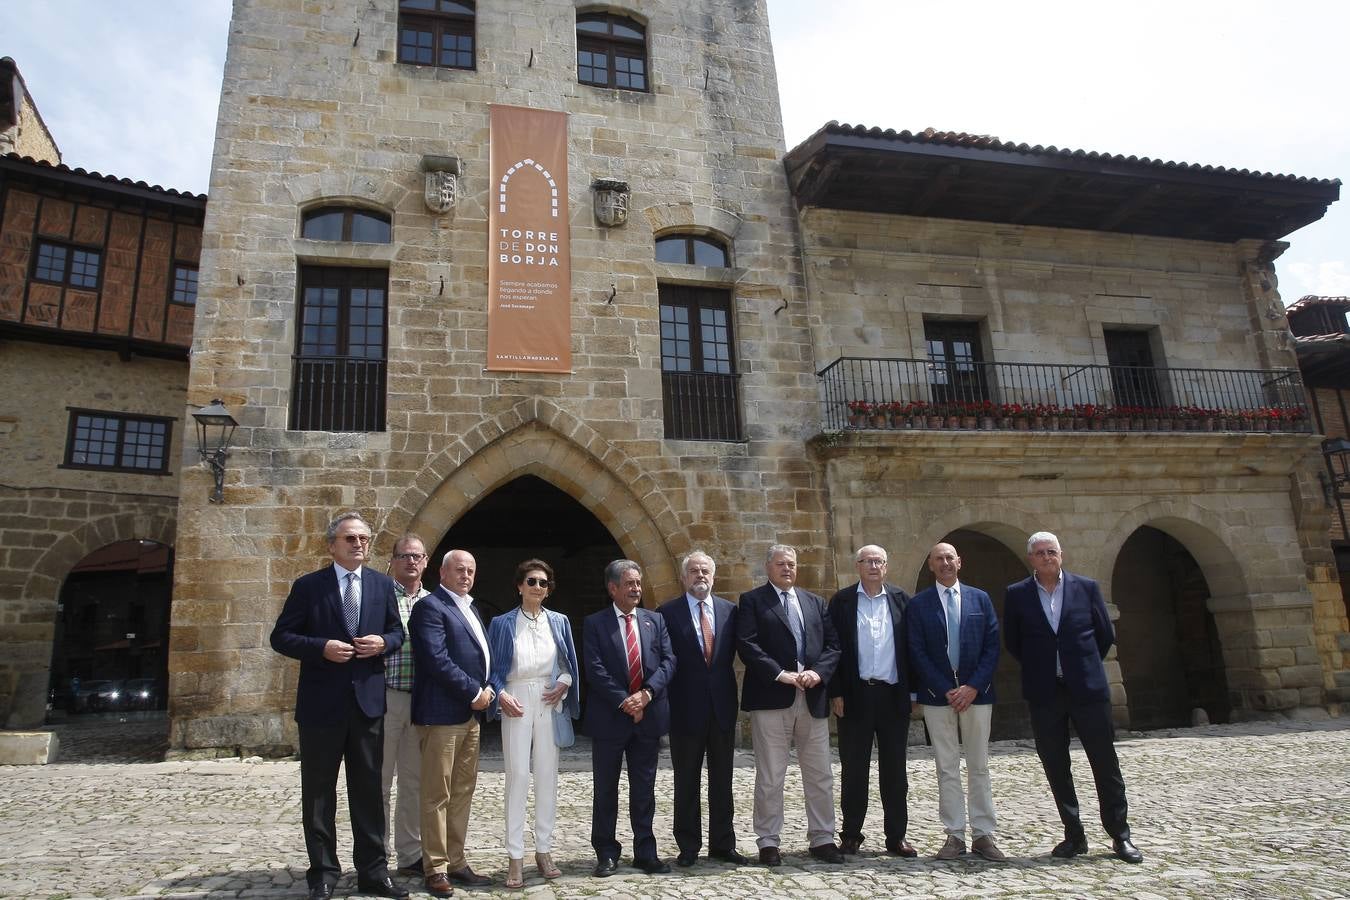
left=749, top=690, right=836, bottom=849
left=418, top=719, right=480, bottom=874
left=380, top=688, right=422, bottom=869
left=922, top=702, right=996, bottom=839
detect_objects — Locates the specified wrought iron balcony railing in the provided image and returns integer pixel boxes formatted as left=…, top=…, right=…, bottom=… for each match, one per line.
left=818, top=356, right=1312, bottom=433
left=662, top=371, right=744, bottom=441
left=291, top=356, right=387, bottom=432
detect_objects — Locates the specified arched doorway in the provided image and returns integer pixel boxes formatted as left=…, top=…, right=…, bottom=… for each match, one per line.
left=1111, top=526, right=1230, bottom=729
left=912, top=528, right=1031, bottom=739
left=47, top=539, right=173, bottom=720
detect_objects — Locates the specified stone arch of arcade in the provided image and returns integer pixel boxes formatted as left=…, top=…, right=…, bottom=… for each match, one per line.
left=380, top=398, right=684, bottom=605
left=1101, top=500, right=1254, bottom=730
left=7, top=509, right=176, bottom=728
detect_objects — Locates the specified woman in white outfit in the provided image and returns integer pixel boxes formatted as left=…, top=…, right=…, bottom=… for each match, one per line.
left=486, top=558, right=581, bottom=888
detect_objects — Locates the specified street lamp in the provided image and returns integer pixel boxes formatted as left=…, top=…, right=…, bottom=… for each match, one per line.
left=191, top=399, right=238, bottom=504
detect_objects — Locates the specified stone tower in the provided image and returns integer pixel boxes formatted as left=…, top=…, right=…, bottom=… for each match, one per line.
left=170, top=0, right=824, bottom=753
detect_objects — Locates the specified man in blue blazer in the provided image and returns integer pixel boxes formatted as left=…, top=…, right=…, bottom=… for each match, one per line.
left=657, top=550, right=745, bottom=867
left=826, top=544, right=916, bottom=859
left=583, top=559, right=676, bottom=877
left=270, top=512, right=408, bottom=900
left=1004, top=531, right=1143, bottom=864
left=737, top=544, right=843, bottom=866
left=908, top=542, right=1003, bottom=862
left=410, top=549, right=495, bottom=896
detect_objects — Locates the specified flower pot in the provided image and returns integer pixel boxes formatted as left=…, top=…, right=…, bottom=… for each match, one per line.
left=979, top=416, right=996, bottom=430
left=1015, top=418, right=1031, bottom=431
left=1030, top=416, right=1045, bottom=430
left=1089, top=419, right=1104, bottom=431
left=1157, top=419, right=1172, bottom=431
left=960, top=416, right=977, bottom=430
left=927, top=415, right=944, bottom=429
left=870, top=414, right=887, bottom=428
left=847, top=414, right=864, bottom=428
left=1201, top=417, right=1215, bottom=432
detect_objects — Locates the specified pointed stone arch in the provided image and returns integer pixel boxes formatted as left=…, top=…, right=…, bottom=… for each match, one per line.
left=381, top=397, right=683, bottom=602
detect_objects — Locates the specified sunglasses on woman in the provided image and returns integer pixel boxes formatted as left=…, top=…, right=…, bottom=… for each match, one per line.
left=525, top=577, right=550, bottom=588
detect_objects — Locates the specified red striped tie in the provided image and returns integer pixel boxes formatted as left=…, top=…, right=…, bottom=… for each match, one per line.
left=623, top=613, right=642, bottom=695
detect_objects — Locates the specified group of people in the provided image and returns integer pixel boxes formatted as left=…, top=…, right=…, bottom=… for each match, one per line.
left=270, top=512, right=1143, bottom=900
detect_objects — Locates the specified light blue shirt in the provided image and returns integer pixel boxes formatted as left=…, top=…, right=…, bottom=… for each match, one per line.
left=855, top=583, right=898, bottom=683
left=684, top=592, right=715, bottom=639
left=1035, top=572, right=1064, bottom=676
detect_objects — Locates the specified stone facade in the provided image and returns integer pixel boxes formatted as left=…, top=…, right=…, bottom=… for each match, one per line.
left=801, top=207, right=1334, bottom=722
left=171, top=0, right=829, bottom=753
left=163, top=0, right=1342, bottom=754
left=0, top=58, right=60, bottom=164
left=0, top=342, right=187, bottom=725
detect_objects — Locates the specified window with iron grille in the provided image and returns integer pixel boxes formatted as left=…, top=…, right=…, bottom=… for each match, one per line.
left=33, top=240, right=102, bottom=290
left=292, top=266, right=388, bottom=432
left=63, top=410, right=172, bottom=474
left=170, top=264, right=198, bottom=305
left=397, top=0, right=475, bottom=70
left=577, top=12, right=647, bottom=91
left=659, top=284, right=742, bottom=441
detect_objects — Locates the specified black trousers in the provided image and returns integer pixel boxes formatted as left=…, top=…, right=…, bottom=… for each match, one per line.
left=297, top=697, right=387, bottom=889
left=837, top=681, right=909, bottom=845
left=669, top=721, right=737, bottom=857
left=1028, top=683, right=1130, bottom=841
left=590, top=732, right=661, bottom=862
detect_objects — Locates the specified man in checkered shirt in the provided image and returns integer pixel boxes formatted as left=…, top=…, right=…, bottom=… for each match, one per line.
left=382, top=533, right=430, bottom=876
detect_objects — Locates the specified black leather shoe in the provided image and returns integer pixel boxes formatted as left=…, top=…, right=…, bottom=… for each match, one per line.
left=395, top=858, right=423, bottom=876
left=709, top=848, right=747, bottom=865
left=356, top=876, right=410, bottom=899
left=592, top=857, right=619, bottom=878
left=447, top=866, right=491, bottom=887
left=633, top=857, right=671, bottom=874
left=676, top=850, right=698, bottom=867
left=886, top=839, right=918, bottom=858
left=809, top=843, right=845, bottom=864
left=839, top=836, right=862, bottom=855
left=1052, top=837, right=1089, bottom=858
left=307, top=885, right=333, bottom=900
left=1112, top=837, right=1144, bottom=864
left=758, top=846, right=782, bottom=867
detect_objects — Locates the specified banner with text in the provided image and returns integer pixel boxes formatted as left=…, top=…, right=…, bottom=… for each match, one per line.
left=487, top=104, right=571, bottom=373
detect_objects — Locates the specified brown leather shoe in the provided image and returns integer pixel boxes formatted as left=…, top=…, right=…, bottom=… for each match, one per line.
left=839, top=836, right=862, bottom=855
left=447, top=866, right=491, bottom=886
left=936, top=835, right=966, bottom=860
left=758, top=846, right=782, bottom=867
left=972, top=835, right=1007, bottom=861
left=886, top=838, right=917, bottom=858
left=424, top=873, right=455, bottom=897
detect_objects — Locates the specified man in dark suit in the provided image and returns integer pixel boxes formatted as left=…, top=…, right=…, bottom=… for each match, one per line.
left=826, top=544, right=916, bottom=858
left=657, top=550, right=746, bottom=867
left=1004, top=531, right=1143, bottom=864
left=737, top=543, right=844, bottom=866
left=270, top=512, right=409, bottom=900
left=410, top=549, right=495, bottom=897
left=908, top=542, right=1004, bottom=861
left=583, top=559, right=676, bottom=877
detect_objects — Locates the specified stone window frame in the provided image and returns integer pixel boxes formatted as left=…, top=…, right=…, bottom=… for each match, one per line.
left=32, top=238, right=103, bottom=291
left=576, top=10, right=649, bottom=92
left=60, top=408, right=174, bottom=476
left=397, top=0, right=476, bottom=71
left=169, top=263, right=198, bottom=306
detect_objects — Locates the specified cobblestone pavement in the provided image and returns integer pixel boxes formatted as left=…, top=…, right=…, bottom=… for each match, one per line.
left=2, top=719, right=1347, bottom=899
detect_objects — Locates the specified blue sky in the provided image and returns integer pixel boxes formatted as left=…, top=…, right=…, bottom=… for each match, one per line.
left=3, top=0, right=1346, bottom=300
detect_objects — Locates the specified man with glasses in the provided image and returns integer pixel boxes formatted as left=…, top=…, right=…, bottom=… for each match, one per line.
left=271, top=512, right=408, bottom=900
left=381, top=534, right=430, bottom=878
left=826, top=544, right=917, bottom=859
left=1005, top=531, right=1143, bottom=865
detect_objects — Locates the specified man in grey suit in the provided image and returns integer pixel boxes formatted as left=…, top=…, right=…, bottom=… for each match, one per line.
left=736, top=544, right=843, bottom=866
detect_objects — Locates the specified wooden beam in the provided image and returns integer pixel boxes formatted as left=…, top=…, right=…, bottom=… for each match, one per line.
left=1098, top=182, right=1162, bottom=231
left=908, top=164, right=960, bottom=216
left=1010, top=173, right=1066, bottom=223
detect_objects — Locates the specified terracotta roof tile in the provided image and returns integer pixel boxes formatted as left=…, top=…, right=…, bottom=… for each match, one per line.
left=1, top=151, right=205, bottom=201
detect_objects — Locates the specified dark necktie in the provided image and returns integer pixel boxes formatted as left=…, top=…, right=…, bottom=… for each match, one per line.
left=343, top=572, right=359, bottom=635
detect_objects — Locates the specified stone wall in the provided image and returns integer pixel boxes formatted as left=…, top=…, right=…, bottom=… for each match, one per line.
left=0, top=342, right=187, bottom=725
left=812, top=428, right=1328, bottom=723
left=172, top=0, right=831, bottom=753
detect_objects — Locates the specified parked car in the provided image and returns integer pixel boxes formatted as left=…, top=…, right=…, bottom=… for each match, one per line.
left=123, top=678, right=158, bottom=710
left=72, top=679, right=113, bottom=713
left=90, top=680, right=126, bottom=711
